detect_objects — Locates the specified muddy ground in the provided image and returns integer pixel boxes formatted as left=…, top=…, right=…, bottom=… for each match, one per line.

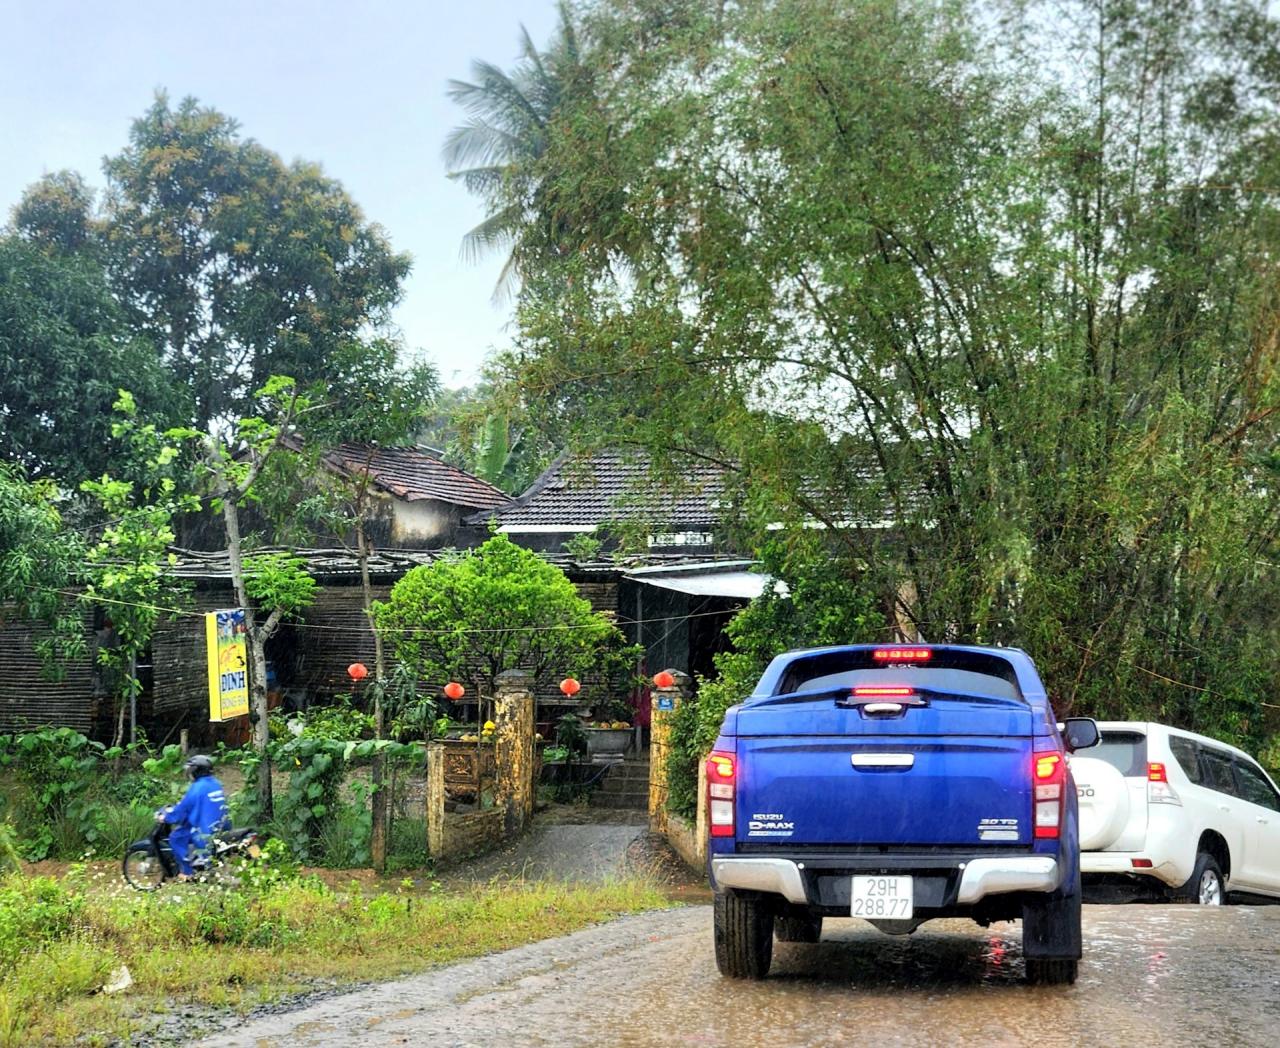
left=195, top=903, right=1280, bottom=1047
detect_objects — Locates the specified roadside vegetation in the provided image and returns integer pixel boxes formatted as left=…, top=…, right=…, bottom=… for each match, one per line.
left=0, top=863, right=668, bottom=1046
left=444, top=0, right=1280, bottom=803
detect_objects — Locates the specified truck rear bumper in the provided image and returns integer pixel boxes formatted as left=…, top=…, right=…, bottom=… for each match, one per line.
left=711, top=855, right=1061, bottom=906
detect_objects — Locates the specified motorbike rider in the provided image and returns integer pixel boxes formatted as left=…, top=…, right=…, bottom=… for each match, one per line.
left=163, top=754, right=229, bottom=878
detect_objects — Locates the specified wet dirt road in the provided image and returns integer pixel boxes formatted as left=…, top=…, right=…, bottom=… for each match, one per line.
left=197, top=904, right=1280, bottom=1047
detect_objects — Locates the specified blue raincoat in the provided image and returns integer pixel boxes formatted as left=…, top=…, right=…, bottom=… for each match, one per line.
left=165, top=775, right=229, bottom=875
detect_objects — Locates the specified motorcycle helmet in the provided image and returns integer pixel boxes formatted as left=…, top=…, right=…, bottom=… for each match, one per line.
left=185, top=754, right=214, bottom=779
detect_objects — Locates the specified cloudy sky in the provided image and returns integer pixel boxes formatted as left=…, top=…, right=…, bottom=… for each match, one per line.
left=0, top=0, right=560, bottom=387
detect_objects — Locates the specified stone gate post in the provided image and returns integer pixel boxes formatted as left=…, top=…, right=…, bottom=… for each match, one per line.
left=494, top=668, right=536, bottom=835
left=426, top=741, right=446, bottom=860
left=648, top=669, right=691, bottom=834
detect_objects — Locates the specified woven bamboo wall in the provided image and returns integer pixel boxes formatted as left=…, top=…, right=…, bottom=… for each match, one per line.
left=0, top=606, right=100, bottom=735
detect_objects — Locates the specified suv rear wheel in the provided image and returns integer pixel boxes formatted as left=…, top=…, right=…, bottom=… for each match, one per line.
left=714, top=891, right=774, bottom=978
left=1188, top=852, right=1225, bottom=906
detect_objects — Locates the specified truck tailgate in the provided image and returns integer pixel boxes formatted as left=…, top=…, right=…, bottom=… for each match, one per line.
left=734, top=697, right=1036, bottom=847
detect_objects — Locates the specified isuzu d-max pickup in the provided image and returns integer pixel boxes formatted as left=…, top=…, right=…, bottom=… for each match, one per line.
left=706, top=644, right=1099, bottom=984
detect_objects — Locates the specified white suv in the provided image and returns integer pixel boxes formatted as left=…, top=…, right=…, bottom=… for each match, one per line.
left=1073, top=722, right=1280, bottom=904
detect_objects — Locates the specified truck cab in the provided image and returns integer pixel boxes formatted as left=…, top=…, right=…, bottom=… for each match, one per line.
left=706, top=643, right=1098, bottom=984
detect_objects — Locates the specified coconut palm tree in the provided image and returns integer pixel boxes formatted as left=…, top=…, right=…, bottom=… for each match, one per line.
left=444, top=2, right=597, bottom=296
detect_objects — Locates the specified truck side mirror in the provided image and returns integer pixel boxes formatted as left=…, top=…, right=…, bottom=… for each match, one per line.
left=1061, top=717, right=1100, bottom=752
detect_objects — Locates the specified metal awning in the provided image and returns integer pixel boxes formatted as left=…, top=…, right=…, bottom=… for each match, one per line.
left=623, top=561, right=783, bottom=600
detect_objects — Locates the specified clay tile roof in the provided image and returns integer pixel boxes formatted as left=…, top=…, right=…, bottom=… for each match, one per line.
left=326, top=444, right=511, bottom=511
left=466, top=449, right=725, bottom=528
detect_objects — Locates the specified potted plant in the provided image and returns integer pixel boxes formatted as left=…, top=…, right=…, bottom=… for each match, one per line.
left=584, top=697, right=633, bottom=762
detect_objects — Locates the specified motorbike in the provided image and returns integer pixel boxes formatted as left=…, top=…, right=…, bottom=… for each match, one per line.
left=121, top=809, right=262, bottom=891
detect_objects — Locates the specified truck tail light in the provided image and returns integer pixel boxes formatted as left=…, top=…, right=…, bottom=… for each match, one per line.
left=706, top=750, right=736, bottom=838
left=1033, top=750, right=1065, bottom=839
left=872, top=647, right=932, bottom=661
left=1147, top=762, right=1182, bottom=806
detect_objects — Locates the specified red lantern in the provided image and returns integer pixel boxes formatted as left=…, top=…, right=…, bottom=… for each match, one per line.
left=347, top=662, right=369, bottom=682
left=443, top=681, right=465, bottom=701
left=559, top=677, right=581, bottom=697
left=653, top=670, right=676, bottom=689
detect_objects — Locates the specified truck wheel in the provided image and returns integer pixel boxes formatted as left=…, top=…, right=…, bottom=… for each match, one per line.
left=714, top=891, right=774, bottom=979
left=1022, top=877, right=1081, bottom=986
left=775, top=914, right=822, bottom=943
left=1026, top=958, right=1079, bottom=985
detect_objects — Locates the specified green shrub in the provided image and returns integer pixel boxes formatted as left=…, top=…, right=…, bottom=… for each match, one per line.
left=0, top=876, right=83, bottom=968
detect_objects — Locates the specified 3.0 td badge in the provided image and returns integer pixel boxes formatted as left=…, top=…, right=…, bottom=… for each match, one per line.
left=977, top=817, right=1020, bottom=841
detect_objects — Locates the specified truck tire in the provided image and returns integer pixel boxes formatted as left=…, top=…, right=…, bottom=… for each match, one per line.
left=1022, top=876, right=1082, bottom=986
left=1025, top=958, right=1079, bottom=985
left=775, top=914, right=822, bottom=943
left=714, top=891, right=774, bottom=979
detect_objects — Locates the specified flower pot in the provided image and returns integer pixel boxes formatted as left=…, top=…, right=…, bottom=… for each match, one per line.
left=585, top=727, right=631, bottom=763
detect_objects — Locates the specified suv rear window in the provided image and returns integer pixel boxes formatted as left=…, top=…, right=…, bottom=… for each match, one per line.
left=1200, top=747, right=1238, bottom=796
left=1093, top=731, right=1148, bottom=777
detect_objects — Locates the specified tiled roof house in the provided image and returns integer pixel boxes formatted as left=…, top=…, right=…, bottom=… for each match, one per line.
left=465, top=448, right=730, bottom=553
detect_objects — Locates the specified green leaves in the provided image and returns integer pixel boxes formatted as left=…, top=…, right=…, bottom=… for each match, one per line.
left=103, top=94, right=412, bottom=431
left=479, top=0, right=1280, bottom=749
left=0, top=468, right=86, bottom=673
left=375, top=532, right=639, bottom=694
left=243, top=552, right=317, bottom=620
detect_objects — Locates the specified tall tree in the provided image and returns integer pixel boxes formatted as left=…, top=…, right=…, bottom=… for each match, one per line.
left=444, top=0, right=633, bottom=293
left=10, top=171, right=99, bottom=257
left=181, top=376, right=318, bottom=815
left=80, top=391, right=196, bottom=747
left=104, top=94, right=411, bottom=432
left=468, top=0, right=1280, bottom=746
left=0, top=237, right=178, bottom=483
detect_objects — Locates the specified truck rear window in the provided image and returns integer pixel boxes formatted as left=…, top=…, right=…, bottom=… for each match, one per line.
left=775, top=649, right=1024, bottom=702
left=1093, top=731, right=1147, bottom=777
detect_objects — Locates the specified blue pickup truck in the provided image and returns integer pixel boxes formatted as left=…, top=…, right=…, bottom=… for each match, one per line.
left=706, top=643, right=1099, bottom=984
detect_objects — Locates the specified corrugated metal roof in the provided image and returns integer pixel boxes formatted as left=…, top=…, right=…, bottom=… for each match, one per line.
left=468, top=449, right=725, bottom=529
left=325, top=444, right=512, bottom=511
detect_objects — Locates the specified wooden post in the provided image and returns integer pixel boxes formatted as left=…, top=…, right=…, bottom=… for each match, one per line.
left=494, top=669, right=535, bottom=836
left=649, top=669, right=690, bottom=835
left=426, top=741, right=446, bottom=861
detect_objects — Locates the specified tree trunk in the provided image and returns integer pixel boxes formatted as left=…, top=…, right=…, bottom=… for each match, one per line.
left=213, top=449, right=272, bottom=818
left=358, top=516, right=388, bottom=873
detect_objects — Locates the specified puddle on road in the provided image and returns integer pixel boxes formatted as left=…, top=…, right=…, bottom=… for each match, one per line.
left=647, top=908, right=1280, bottom=1048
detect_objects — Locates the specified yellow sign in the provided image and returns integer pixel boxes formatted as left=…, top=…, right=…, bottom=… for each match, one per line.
left=206, top=609, right=249, bottom=721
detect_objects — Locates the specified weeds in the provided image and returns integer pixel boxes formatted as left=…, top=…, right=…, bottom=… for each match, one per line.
left=0, top=868, right=670, bottom=1046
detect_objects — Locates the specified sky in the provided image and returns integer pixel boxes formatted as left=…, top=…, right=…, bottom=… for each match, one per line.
left=0, top=0, right=560, bottom=388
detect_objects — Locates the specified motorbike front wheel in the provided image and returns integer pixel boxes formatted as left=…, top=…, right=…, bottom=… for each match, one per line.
left=122, top=845, right=167, bottom=891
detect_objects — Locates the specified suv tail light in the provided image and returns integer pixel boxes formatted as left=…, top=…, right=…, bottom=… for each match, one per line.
left=706, top=751, right=736, bottom=838
left=1033, top=750, right=1065, bottom=839
left=1148, top=762, right=1182, bottom=806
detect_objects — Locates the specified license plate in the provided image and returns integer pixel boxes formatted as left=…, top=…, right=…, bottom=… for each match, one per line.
left=247, top=844, right=261, bottom=859
left=850, top=875, right=914, bottom=919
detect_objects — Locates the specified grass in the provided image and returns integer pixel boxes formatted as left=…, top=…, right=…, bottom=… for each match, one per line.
left=0, top=867, right=672, bottom=1046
